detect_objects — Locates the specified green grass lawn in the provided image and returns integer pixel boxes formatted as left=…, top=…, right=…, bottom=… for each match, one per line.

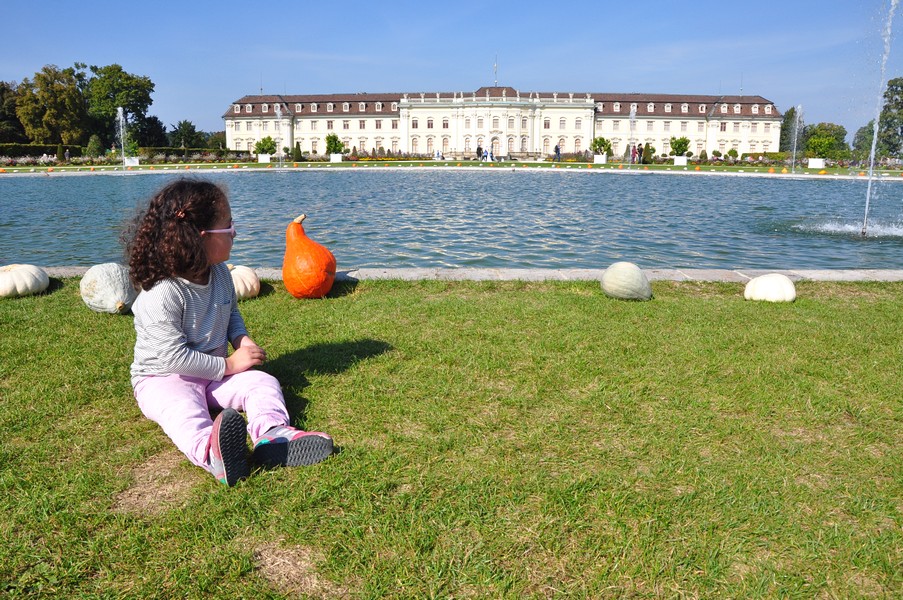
left=1, top=278, right=901, bottom=598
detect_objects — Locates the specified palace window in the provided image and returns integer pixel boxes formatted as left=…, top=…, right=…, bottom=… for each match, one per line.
left=427, top=138, right=433, bottom=153
left=508, top=117, right=514, bottom=129
left=465, top=118, right=471, bottom=128
left=521, top=136, right=528, bottom=152
left=246, top=122, right=252, bottom=131
left=412, top=119, right=418, bottom=129
left=311, top=103, right=318, bottom=112
left=764, top=105, right=772, bottom=114
left=698, top=122, right=705, bottom=132
left=295, top=104, right=302, bottom=111
left=391, top=120, right=398, bottom=129
left=443, top=137, right=449, bottom=152
left=733, top=104, right=741, bottom=114
left=327, top=103, right=334, bottom=112
left=612, top=120, right=620, bottom=131
left=311, top=121, right=318, bottom=131
left=359, top=120, right=366, bottom=129
left=359, top=102, right=366, bottom=111
left=575, top=118, right=582, bottom=129
left=342, top=103, right=349, bottom=112
left=392, top=140, right=398, bottom=152
left=245, top=104, right=252, bottom=113
left=665, top=104, right=672, bottom=113
left=522, top=117, right=527, bottom=128
left=262, top=104, right=268, bottom=113
left=720, top=122, right=727, bottom=132
left=647, top=103, right=655, bottom=112
left=733, top=122, right=740, bottom=133
left=442, top=118, right=449, bottom=129
left=664, top=121, right=671, bottom=132
left=508, top=137, right=514, bottom=152
left=391, top=102, right=398, bottom=111
left=681, top=103, right=689, bottom=113
left=544, top=118, right=550, bottom=129
left=680, top=121, right=687, bottom=132
left=752, top=104, right=759, bottom=114
left=311, top=140, right=317, bottom=153
left=630, top=103, right=637, bottom=113
left=412, top=138, right=419, bottom=153
left=720, top=104, right=728, bottom=113
left=492, top=117, right=499, bottom=129
left=477, top=118, right=484, bottom=128
left=427, top=119, right=434, bottom=129
left=376, top=102, right=382, bottom=111
left=647, top=121, right=654, bottom=132
left=698, top=104, right=706, bottom=113
left=375, top=120, right=382, bottom=129
left=750, top=123, right=757, bottom=133
left=233, top=105, right=240, bottom=113
left=559, top=117, right=566, bottom=129
left=262, top=122, right=268, bottom=131
left=613, top=102, right=621, bottom=112
left=327, top=120, right=334, bottom=129
left=464, top=137, right=471, bottom=152
left=764, top=123, right=771, bottom=133
left=574, top=138, right=581, bottom=153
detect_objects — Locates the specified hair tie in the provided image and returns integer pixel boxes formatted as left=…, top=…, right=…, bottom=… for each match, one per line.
left=175, top=209, right=186, bottom=220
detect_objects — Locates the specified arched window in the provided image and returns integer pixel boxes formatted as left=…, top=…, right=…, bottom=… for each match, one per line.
left=327, top=103, right=334, bottom=112
left=311, top=103, right=318, bottom=112
left=262, top=104, right=269, bottom=113
left=574, top=138, right=581, bottom=153
left=698, top=104, right=706, bottom=113
left=245, top=104, right=252, bottom=113
left=342, top=102, right=350, bottom=112
left=733, top=104, right=741, bottom=114
left=508, top=137, right=514, bottom=152
left=412, top=138, right=419, bottom=153
left=681, top=103, right=689, bottom=113
left=613, top=102, right=621, bottom=112
left=391, top=102, right=398, bottom=111
left=665, top=104, right=672, bottom=113
left=376, top=102, right=383, bottom=111
left=752, top=104, right=759, bottom=114
left=647, top=103, right=654, bottom=112
left=295, top=104, right=302, bottom=111
left=521, top=136, right=528, bottom=152
left=233, top=105, right=240, bottom=113
left=359, top=102, right=366, bottom=111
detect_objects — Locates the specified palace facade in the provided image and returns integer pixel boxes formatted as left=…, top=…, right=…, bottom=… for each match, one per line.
left=223, top=86, right=782, bottom=159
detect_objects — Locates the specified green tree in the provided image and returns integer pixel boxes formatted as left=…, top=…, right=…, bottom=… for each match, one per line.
left=669, top=136, right=690, bottom=156
left=805, top=122, right=849, bottom=159
left=85, top=134, right=104, bottom=158
left=254, top=136, right=277, bottom=155
left=779, top=106, right=804, bottom=152
left=877, top=77, right=903, bottom=157
left=169, top=120, right=205, bottom=148
left=325, top=133, right=344, bottom=154
left=16, top=64, right=88, bottom=144
left=590, top=136, right=612, bottom=155
left=84, top=64, right=154, bottom=147
left=133, top=115, right=168, bottom=147
left=0, top=81, right=28, bottom=143
left=641, top=143, right=654, bottom=164
left=206, top=131, right=226, bottom=150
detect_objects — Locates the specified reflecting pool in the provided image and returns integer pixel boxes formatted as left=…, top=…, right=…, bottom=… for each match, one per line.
left=1, top=169, right=901, bottom=269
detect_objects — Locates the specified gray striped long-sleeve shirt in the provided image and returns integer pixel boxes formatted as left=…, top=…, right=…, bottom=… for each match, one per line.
left=130, top=262, right=248, bottom=387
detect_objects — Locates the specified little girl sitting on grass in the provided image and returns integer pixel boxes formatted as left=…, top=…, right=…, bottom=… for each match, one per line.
left=124, top=178, right=333, bottom=486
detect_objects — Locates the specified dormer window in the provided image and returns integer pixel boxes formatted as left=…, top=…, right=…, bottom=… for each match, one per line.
left=665, top=104, right=672, bottom=113
left=262, top=104, right=268, bottom=113
left=751, top=104, right=759, bottom=114
left=647, top=103, right=655, bottom=112
left=343, top=102, right=350, bottom=112
left=359, top=102, right=366, bottom=111
left=233, top=105, right=240, bottom=113
left=681, top=103, right=688, bottom=113
left=245, top=104, right=252, bottom=113
left=391, top=102, right=398, bottom=111
left=311, top=103, right=318, bottom=113
left=613, top=102, right=621, bottom=112
left=720, top=104, right=728, bottom=113
left=327, top=103, right=334, bottom=112
left=630, top=103, right=637, bottom=112
left=376, top=102, right=383, bottom=111
left=733, top=104, right=741, bottom=114
left=295, top=103, right=302, bottom=111
left=699, top=104, right=706, bottom=113
left=764, top=105, right=773, bottom=114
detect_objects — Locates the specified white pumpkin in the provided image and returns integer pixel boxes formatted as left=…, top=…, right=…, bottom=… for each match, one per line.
left=601, top=261, right=653, bottom=301
left=228, top=264, right=260, bottom=300
left=744, top=273, right=796, bottom=303
left=80, top=263, right=138, bottom=313
left=0, top=264, right=50, bottom=298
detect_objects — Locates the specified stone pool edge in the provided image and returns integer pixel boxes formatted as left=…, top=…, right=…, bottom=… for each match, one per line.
left=44, top=267, right=903, bottom=283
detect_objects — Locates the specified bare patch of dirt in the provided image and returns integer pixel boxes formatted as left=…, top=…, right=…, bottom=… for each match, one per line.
left=253, top=540, right=350, bottom=599
left=114, top=448, right=197, bottom=514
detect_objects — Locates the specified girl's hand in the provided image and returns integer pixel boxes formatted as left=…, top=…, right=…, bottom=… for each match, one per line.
left=225, top=341, right=267, bottom=375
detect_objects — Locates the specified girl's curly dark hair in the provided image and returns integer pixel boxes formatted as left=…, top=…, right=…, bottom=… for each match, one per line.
left=123, top=179, right=228, bottom=290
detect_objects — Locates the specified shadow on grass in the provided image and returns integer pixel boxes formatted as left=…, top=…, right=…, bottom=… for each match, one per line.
left=263, top=338, right=393, bottom=425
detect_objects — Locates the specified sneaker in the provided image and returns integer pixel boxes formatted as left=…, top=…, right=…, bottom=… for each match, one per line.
left=207, top=408, right=250, bottom=486
left=252, top=425, right=334, bottom=468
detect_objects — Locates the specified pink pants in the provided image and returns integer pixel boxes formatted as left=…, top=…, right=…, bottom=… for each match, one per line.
left=134, top=370, right=289, bottom=472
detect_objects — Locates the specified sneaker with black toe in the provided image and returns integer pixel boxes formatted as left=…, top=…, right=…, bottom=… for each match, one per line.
left=252, top=425, right=334, bottom=468
left=207, top=408, right=250, bottom=486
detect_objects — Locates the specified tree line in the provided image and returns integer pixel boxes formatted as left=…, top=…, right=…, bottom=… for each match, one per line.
left=0, top=63, right=224, bottom=154
left=778, top=77, right=903, bottom=162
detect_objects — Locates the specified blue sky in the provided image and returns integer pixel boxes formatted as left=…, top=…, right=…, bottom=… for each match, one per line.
left=3, top=1, right=900, bottom=140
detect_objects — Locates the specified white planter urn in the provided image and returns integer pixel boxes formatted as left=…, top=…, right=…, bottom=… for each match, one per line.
left=673, top=156, right=688, bottom=166
left=593, top=153, right=607, bottom=164
left=330, top=153, right=343, bottom=163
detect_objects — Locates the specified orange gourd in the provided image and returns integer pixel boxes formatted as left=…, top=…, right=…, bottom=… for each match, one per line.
left=282, top=214, right=336, bottom=298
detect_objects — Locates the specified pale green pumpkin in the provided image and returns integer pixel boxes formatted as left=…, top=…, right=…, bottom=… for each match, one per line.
left=80, top=263, right=138, bottom=314
left=601, top=261, right=653, bottom=301
left=0, top=264, right=50, bottom=298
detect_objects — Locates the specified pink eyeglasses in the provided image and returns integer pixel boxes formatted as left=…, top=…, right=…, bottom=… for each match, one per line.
left=201, top=221, right=236, bottom=238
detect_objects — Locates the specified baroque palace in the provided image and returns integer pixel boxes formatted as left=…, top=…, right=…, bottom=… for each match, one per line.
left=223, top=86, right=782, bottom=160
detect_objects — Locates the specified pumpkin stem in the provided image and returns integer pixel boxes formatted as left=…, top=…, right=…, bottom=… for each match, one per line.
left=293, top=214, right=307, bottom=224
